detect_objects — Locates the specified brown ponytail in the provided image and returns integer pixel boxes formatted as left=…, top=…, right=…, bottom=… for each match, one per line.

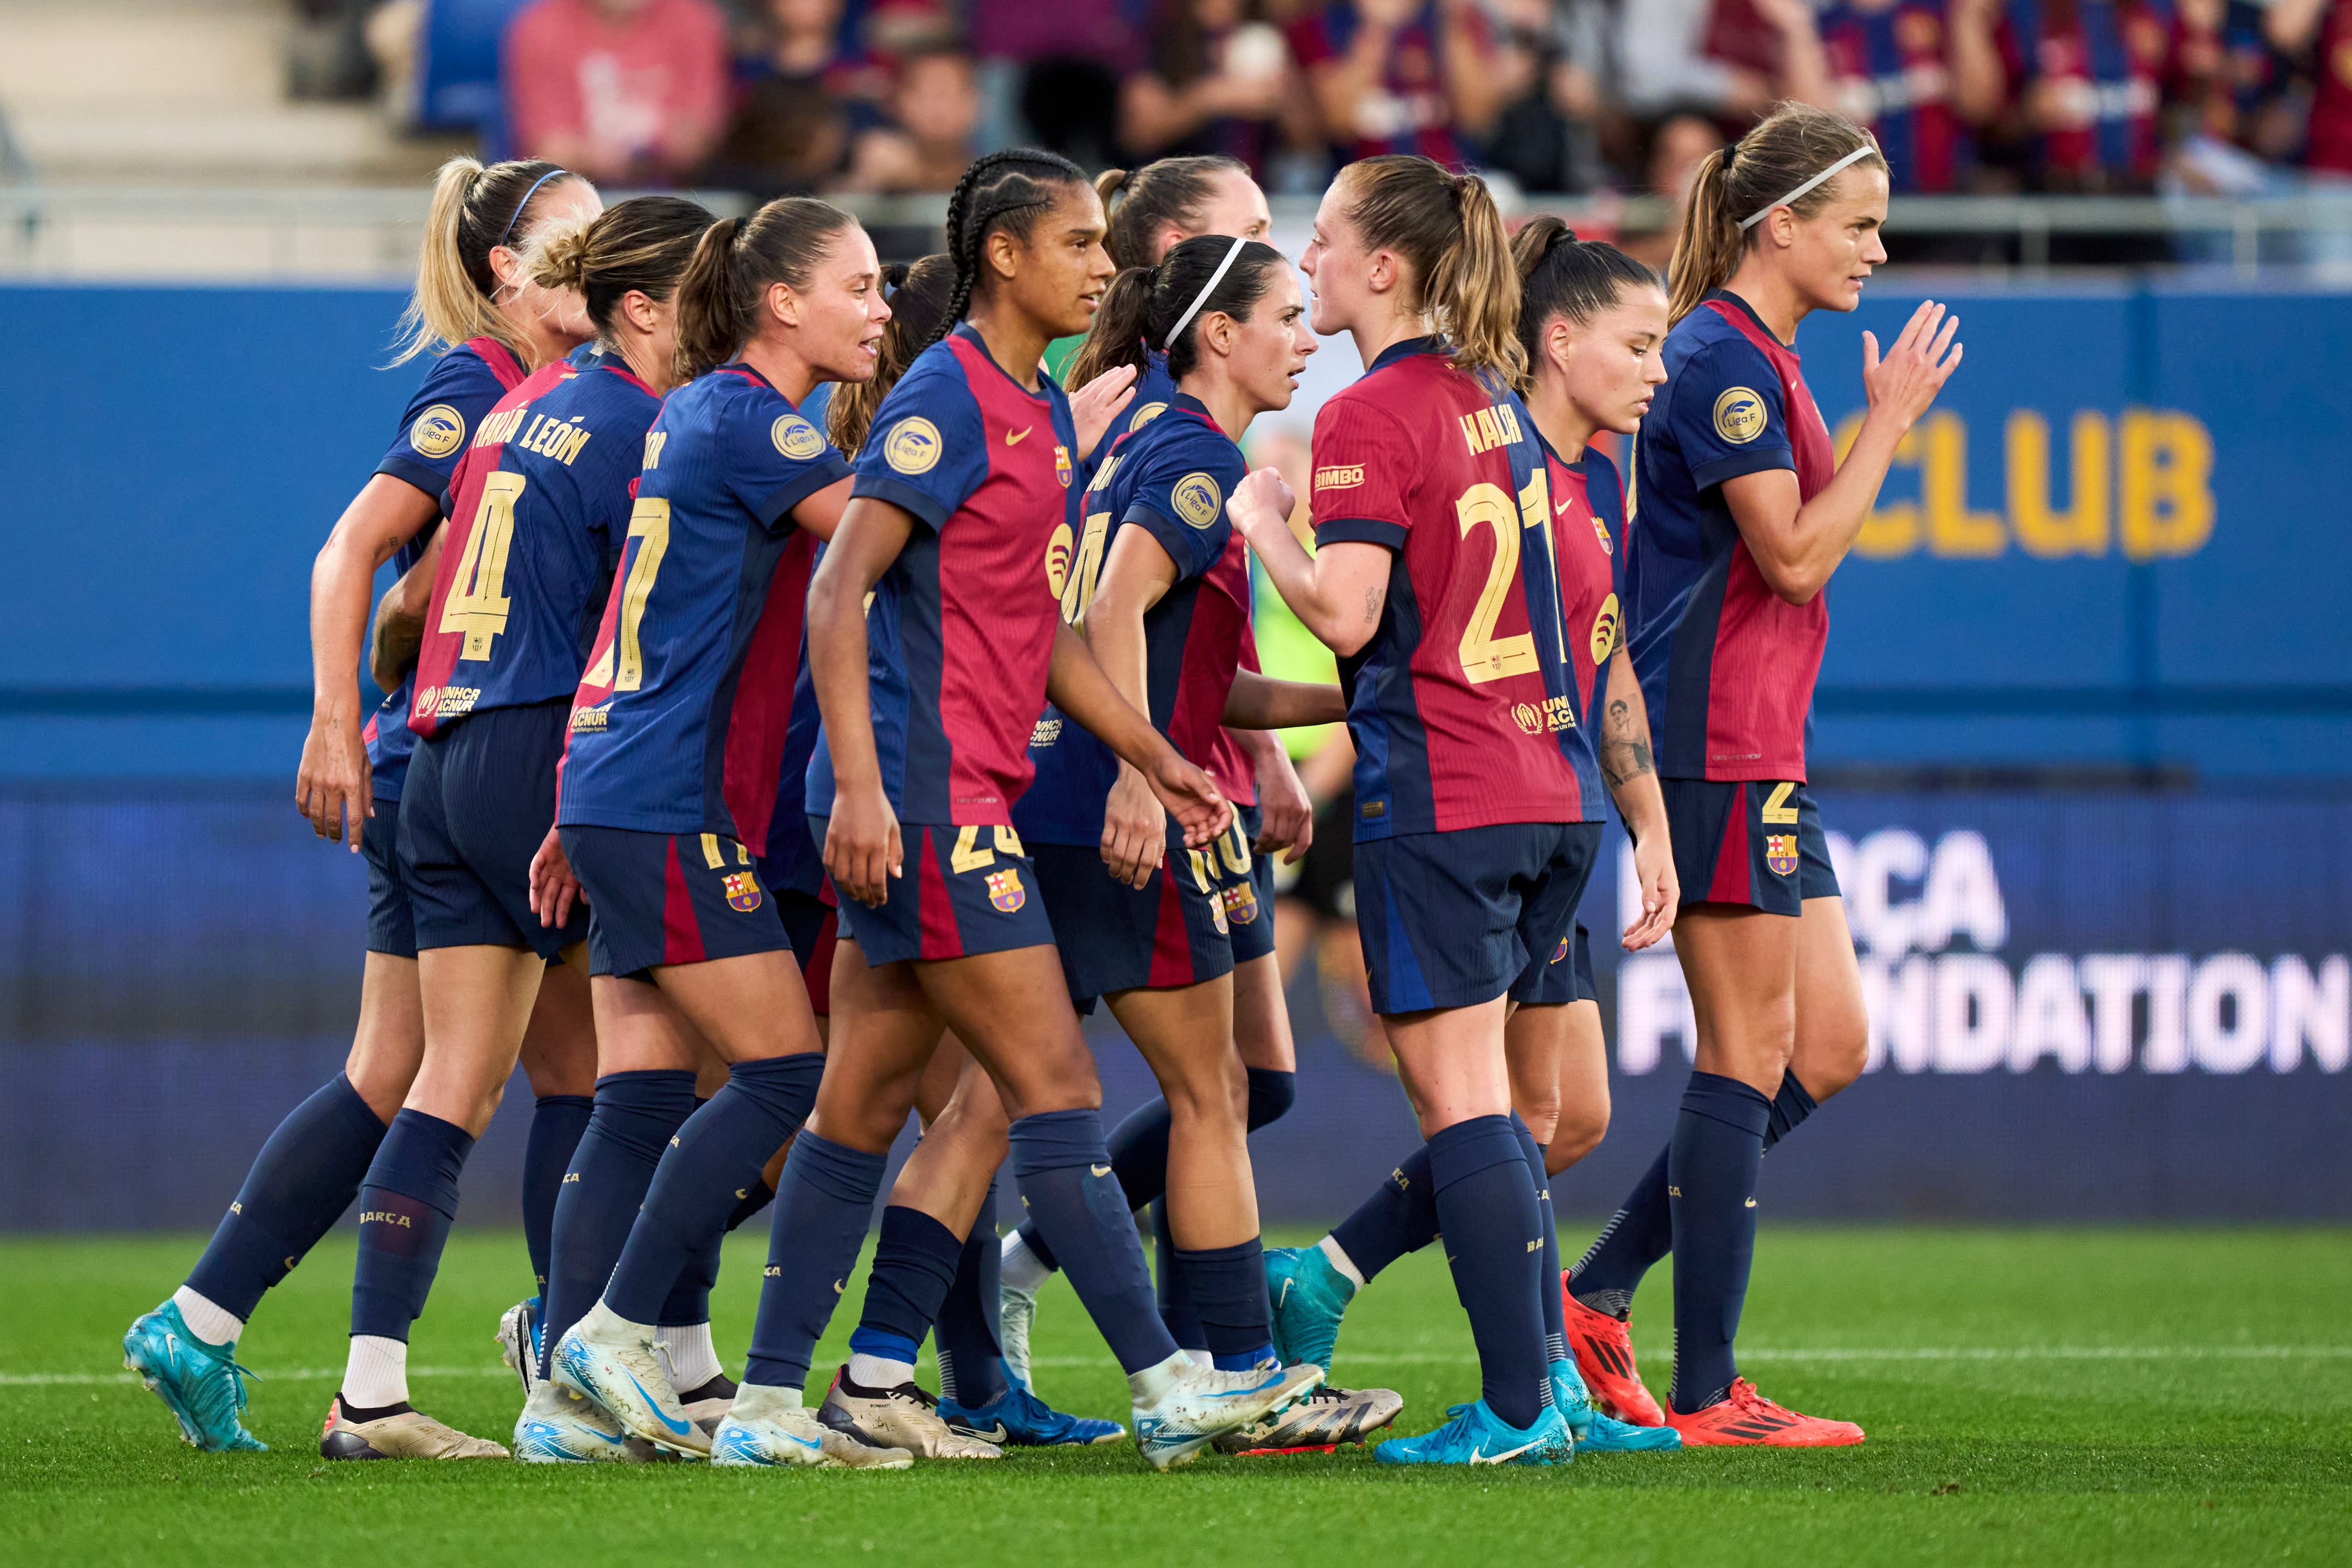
left=1095, top=154, right=1251, bottom=270
left=828, top=253, right=957, bottom=456
left=525, top=195, right=711, bottom=343
left=1666, top=101, right=1884, bottom=325
left=1512, top=216, right=1660, bottom=391
left=1064, top=264, right=1156, bottom=393
left=391, top=154, right=583, bottom=364
left=670, top=197, right=858, bottom=384
left=1337, top=156, right=1524, bottom=385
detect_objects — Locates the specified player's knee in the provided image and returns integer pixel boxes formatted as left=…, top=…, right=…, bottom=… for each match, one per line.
left=1547, top=1096, right=1609, bottom=1174
left=1800, top=1014, right=1869, bottom=1101
left=1513, top=1087, right=1562, bottom=1149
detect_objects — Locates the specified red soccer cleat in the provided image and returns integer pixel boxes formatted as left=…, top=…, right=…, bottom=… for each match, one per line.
left=1664, top=1379, right=1864, bottom=1447
left=1561, top=1274, right=1666, bottom=1427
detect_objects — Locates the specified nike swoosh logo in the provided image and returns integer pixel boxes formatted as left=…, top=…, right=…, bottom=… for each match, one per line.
left=625, top=1372, right=694, bottom=1436
left=1006, top=427, right=1032, bottom=445
left=584, top=1426, right=627, bottom=1445
left=782, top=1430, right=820, bottom=1449
left=1745, top=1198, right=1757, bottom=1208
left=1090, top=1163, right=1113, bottom=1178
left=832, top=1279, right=846, bottom=1295
left=1469, top=1438, right=1541, bottom=1465
left=968, top=1422, right=1009, bottom=1442
left=1554, top=497, right=1575, bottom=515
left=1207, top=1372, right=1284, bottom=1399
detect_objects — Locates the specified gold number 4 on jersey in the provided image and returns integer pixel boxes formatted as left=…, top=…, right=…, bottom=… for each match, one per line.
left=439, top=471, right=526, bottom=661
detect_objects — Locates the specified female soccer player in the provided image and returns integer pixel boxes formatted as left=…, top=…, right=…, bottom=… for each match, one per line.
left=717, top=148, right=1319, bottom=1473
left=1259, top=217, right=1685, bottom=1455
left=999, top=152, right=1313, bottom=1400
left=123, top=156, right=601, bottom=1456
left=1227, top=154, right=1647, bottom=1468
left=539, top=198, right=905, bottom=1468
left=1560, top=102, right=1959, bottom=1447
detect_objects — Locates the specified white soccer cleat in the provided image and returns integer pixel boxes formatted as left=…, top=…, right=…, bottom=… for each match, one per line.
left=494, top=1297, right=539, bottom=1399
left=999, top=1276, right=1040, bottom=1395
left=318, top=1397, right=508, bottom=1460
left=511, top=1381, right=662, bottom=1463
left=817, top=1365, right=1002, bottom=1460
left=550, top=1302, right=709, bottom=1457
left=1132, top=1361, right=1325, bottom=1471
left=711, top=1391, right=914, bottom=1470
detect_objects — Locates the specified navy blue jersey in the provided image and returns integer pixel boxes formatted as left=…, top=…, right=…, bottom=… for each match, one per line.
left=757, top=547, right=828, bottom=901
left=558, top=364, right=851, bottom=851
left=362, top=336, right=528, bottom=798
left=1539, top=438, right=1627, bottom=820
left=1018, top=395, right=1250, bottom=846
left=1076, top=350, right=1179, bottom=491
left=410, top=342, right=652, bottom=736
left=808, top=326, right=1081, bottom=826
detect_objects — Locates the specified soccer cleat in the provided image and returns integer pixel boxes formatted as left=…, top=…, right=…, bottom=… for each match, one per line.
left=1374, top=1399, right=1574, bottom=1468
left=940, top=1381, right=1125, bottom=1447
left=319, top=1396, right=508, bottom=1459
left=1213, top=1382, right=1403, bottom=1456
left=1547, top=1356, right=1596, bottom=1438
left=511, top=1381, right=662, bottom=1463
left=1264, top=1245, right=1355, bottom=1371
left=1578, top=1408, right=1685, bottom=1452
left=495, top=1296, right=540, bottom=1399
left=818, top=1365, right=1003, bottom=1459
left=710, top=1401, right=913, bottom=1469
left=677, top=1373, right=736, bottom=1438
left=122, top=1300, right=267, bottom=1453
left=1563, top=1279, right=1666, bottom=1426
left=1664, top=1378, right=1864, bottom=1447
left=550, top=1306, right=709, bottom=1457
left=999, top=1274, right=1040, bottom=1394
left=1132, top=1361, right=1324, bottom=1471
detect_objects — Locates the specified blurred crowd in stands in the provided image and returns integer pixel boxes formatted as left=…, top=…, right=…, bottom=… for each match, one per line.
left=334, top=0, right=2352, bottom=210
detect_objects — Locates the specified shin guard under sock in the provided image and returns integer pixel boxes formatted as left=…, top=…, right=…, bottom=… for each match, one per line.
left=187, top=1073, right=388, bottom=1321
left=1007, top=1109, right=1175, bottom=1376
left=539, top=1070, right=696, bottom=1379
left=935, top=1179, right=1007, bottom=1408
left=349, top=1110, right=475, bottom=1342
left=1428, top=1116, right=1547, bottom=1430
left=742, top=1132, right=885, bottom=1391
left=1666, top=1072, right=1772, bottom=1414
left=1328, top=1143, right=1439, bottom=1284
left=523, top=1093, right=593, bottom=1297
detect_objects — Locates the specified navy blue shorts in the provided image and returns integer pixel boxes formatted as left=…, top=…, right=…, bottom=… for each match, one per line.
left=562, top=824, right=790, bottom=979
left=361, top=795, right=416, bottom=960
left=1519, top=920, right=1598, bottom=1007
left=1355, top=821, right=1604, bottom=1013
left=775, top=887, right=838, bottom=1015
left=1032, top=834, right=1235, bottom=1012
left=1225, top=804, right=1276, bottom=965
left=1663, top=779, right=1840, bottom=919
left=398, top=699, right=587, bottom=959
left=815, top=818, right=1056, bottom=967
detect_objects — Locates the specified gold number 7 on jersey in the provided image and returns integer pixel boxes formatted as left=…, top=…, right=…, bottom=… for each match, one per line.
left=613, top=498, right=671, bottom=691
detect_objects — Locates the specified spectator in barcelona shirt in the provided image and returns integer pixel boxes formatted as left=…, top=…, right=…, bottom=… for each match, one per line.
left=1288, top=0, right=1507, bottom=168
left=1953, top=0, right=2180, bottom=192
left=506, top=0, right=732, bottom=185
left=1120, top=0, right=1310, bottom=179
left=1617, top=0, right=1832, bottom=124
left=1815, top=0, right=1986, bottom=193
left=2262, top=0, right=2352, bottom=262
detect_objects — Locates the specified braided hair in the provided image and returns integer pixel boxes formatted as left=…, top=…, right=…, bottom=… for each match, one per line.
left=929, top=148, right=1092, bottom=350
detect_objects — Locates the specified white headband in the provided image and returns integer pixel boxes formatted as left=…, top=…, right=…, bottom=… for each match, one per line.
left=1738, top=144, right=1876, bottom=229
left=1161, top=235, right=1252, bottom=351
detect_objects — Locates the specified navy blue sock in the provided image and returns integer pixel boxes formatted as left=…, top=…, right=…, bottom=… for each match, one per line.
left=1008, top=1109, right=1176, bottom=1376
left=1176, top=1237, right=1272, bottom=1370
left=186, top=1073, right=387, bottom=1321
left=1150, top=1199, right=1206, bottom=1349
left=349, top=1110, right=475, bottom=1342
left=655, top=1097, right=725, bottom=1330
left=1762, top=1071, right=1817, bottom=1153
left=1569, top=1144, right=1673, bottom=1319
left=1509, top=1112, right=1566, bottom=1364
left=858, top=1205, right=963, bottom=1355
left=604, top=1052, right=822, bottom=1324
left=725, top=1177, right=777, bottom=1231
left=935, top=1179, right=1007, bottom=1408
left=743, top=1132, right=886, bottom=1390
left=539, top=1070, right=695, bottom=1379
left=1428, top=1115, right=1547, bottom=1430
left=1329, top=1144, right=1438, bottom=1283
left=1666, top=1072, right=1772, bottom=1415
left=523, top=1094, right=593, bottom=1297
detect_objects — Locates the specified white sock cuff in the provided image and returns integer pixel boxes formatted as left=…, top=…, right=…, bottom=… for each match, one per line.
left=729, top=1382, right=804, bottom=1420
left=846, top=1352, right=916, bottom=1390
left=1000, top=1232, right=1053, bottom=1293
left=655, top=1322, right=722, bottom=1390
left=1317, top=1235, right=1368, bottom=1290
left=1126, top=1349, right=1193, bottom=1408
left=170, top=1286, right=244, bottom=1347
left=342, top=1334, right=409, bottom=1409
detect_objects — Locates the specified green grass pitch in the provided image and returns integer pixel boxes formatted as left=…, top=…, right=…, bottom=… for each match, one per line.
left=4, top=1226, right=2347, bottom=1566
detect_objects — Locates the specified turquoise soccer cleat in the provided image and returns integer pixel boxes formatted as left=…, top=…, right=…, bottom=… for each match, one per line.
left=1375, top=1399, right=1575, bottom=1468
left=1264, top=1246, right=1356, bottom=1371
left=1547, top=1357, right=1596, bottom=1438
left=940, top=1381, right=1125, bottom=1447
left=1576, top=1408, right=1684, bottom=1452
left=122, top=1300, right=267, bottom=1453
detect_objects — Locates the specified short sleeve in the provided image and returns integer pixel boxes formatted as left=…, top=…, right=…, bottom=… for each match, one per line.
left=1670, top=339, right=1793, bottom=493
left=376, top=350, right=509, bottom=500
left=1309, top=394, right=1414, bottom=551
left=1118, top=428, right=1246, bottom=584
left=849, top=363, right=990, bottom=531
left=723, top=387, right=854, bottom=532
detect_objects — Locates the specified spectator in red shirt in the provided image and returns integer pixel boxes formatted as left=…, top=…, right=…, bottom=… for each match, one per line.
left=1289, top=0, right=1506, bottom=168
left=2268, top=0, right=2352, bottom=180
left=1953, top=0, right=2177, bottom=191
left=506, top=0, right=731, bottom=185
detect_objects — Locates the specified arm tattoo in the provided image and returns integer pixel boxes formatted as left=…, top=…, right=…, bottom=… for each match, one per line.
left=1363, top=585, right=1384, bottom=628
left=1598, top=696, right=1655, bottom=790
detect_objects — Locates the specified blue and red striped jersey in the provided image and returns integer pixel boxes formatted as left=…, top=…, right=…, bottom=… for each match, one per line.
left=1818, top=2, right=1970, bottom=193
left=1627, top=291, right=1836, bottom=785
left=1311, top=338, right=1600, bottom=839
left=1017, top=395, right=1251, bottom=847
left=410, top=342, right=653, bottom=738
left=807, top=325, right=1081, bottom=827
left=756, top=566, right=828, bottom=900
left=1540, top=437, right=1627, bottom=818
left=557, top=363, right=851, bottom=852
left=361, top=335, right=528, bottom=798
left=1996, top=0, right=2175, bottom=186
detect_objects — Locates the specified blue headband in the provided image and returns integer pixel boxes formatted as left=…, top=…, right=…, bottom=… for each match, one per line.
left=499, top=168, right=569, bottom=248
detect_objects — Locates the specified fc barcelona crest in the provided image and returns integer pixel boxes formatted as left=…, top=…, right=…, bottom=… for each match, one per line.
left=1551, top=934, right=1571, bottom=965
left=1222, top=881, right=1260, bottom=926
left=722, top=871, right=764, bottom=913
left=986, top=868, right=1027, bottom=913
left=1765, top=834, right=1798, bottom=877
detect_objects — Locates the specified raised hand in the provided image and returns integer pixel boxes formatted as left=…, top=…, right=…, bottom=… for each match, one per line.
left=1861, top=299, right=1963, bottom=435
left=1069, top=361, right=1139, bottom=462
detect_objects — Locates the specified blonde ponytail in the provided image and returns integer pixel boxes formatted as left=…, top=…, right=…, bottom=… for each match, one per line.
left=1336, top=156, right=1525, bottom=386
left=389, top=154, right=581, bottom=365
left=1666, top=102, right=1884, bottom=325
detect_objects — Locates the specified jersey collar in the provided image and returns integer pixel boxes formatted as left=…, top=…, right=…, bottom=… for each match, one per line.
left=1368, top=333, right=1446, bottom=372
left=951, top=322, right=1055, bottom=405
left=1169, top=391, right=1223, bottom=434
left=1533, top=426, right=1585, bottom=474
left=1703, top=288, right=1797, bottom=351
